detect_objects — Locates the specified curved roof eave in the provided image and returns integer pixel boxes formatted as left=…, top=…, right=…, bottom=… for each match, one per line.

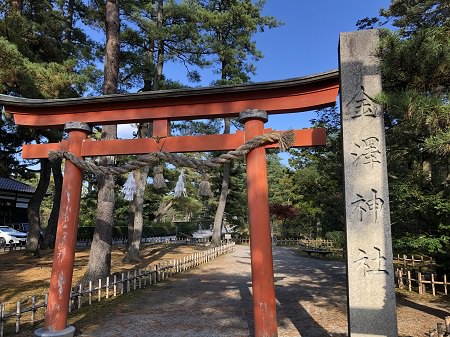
left=0, top=70, right=338, bottom=108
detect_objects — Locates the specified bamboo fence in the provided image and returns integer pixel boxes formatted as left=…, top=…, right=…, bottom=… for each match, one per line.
left=395, top=268, right=448, bottom=296
left=0, top=242, right=235, bottom=336
left=393, top=254, right=435, bottom=271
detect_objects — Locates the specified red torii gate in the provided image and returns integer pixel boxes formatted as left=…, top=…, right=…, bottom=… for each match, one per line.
left=3, top=70, right=339, bottom=337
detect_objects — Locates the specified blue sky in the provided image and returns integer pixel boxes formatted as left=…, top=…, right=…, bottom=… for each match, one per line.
left=119, top=0, right=391, bottom=137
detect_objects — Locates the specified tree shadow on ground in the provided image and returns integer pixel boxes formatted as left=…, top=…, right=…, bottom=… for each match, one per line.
left=72, top=245, right=349, bottom=337
left=396, top=293, right=450, bottom=318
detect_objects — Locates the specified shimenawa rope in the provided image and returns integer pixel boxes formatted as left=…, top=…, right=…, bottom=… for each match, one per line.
left=48, top=130, right=295, bottom=176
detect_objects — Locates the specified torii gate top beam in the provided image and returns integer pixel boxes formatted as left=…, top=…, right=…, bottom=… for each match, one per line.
left=1, top=70, right=339, bottom=128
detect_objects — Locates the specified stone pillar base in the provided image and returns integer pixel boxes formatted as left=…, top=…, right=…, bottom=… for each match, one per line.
left=34, top=326, right=75, bottom=337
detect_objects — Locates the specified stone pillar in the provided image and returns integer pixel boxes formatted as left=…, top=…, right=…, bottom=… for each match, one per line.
left=339, top=30, right=398, bottom=337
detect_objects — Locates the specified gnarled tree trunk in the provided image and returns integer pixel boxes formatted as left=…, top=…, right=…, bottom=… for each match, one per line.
left=41, top=158, right=63, bottom=249
left=26, top=159, right=51, bottom=255
left=123, top=165, right=150, bottom=263
left=211, top=118, right=231, bottom=246
left=124, top=122, right=151, bottom=261
left=84, top=0, right=119, bottom=281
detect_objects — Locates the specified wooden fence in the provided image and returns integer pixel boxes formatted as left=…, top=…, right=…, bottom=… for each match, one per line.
left=0, top=236, right=205, bottom=253
left=236, top=237, right=335, bottom=247
left=0, top=242, right=235, bottom=336
left=75, top=235, right=208, bottom=247
left=395, top=268, right=448, bottom=296
left=393, top=254, right=435, bottom=271
left=428, top=316, right=450, bottom=337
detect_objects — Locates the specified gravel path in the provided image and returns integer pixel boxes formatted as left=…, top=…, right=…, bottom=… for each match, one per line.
left=75, top=245, right=449, bottom=337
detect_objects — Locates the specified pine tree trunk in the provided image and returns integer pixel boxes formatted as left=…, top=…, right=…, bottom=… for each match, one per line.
left=125, top=0, right=164, bottom=256
left=41, top=158, right=63, bottom=249
left=63, top=0, right=75, bottom=44
left=123, top=166, right=150, bottom=263
left=154, top=0, right=164, bottom=90
left=84, top=0, right=119, bottom=281
left=125, top=122, right=151, bottom=260
left=26, top=159, right=51, bottom=255
left=211, top=118, right=231, bottom=246
left=126, top=196, right=136, bottom=249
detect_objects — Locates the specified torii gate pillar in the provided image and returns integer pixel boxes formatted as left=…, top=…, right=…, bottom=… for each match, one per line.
left=240, top=109, right=278, bottom=337
left=35, top=122, right=91, bottom=337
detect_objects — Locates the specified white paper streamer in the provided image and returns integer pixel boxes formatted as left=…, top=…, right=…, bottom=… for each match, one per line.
left=174, top=169, right=187, bottom=198
left=121, top=172, right=136, bottom=201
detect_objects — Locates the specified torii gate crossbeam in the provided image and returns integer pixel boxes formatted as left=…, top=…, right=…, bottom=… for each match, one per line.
left=1, top=70, right=339, bottom=337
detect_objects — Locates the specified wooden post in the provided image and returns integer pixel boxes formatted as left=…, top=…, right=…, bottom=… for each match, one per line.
left=98, top=279, right=101, bottom=302
left=418, top=272, right=423, bottom=294
left=444, top=275, right=447, bottom=295
left=239, top=109, right=278, bottom=337
left=78, top=284, right=82, bottom=309
left=89, top=281, right=92, bottom=305
left=35, top=122, right=91, bottom=337
left=431, top=273, right=436, bottom=296
left=408, top=270, right=412, bottom=292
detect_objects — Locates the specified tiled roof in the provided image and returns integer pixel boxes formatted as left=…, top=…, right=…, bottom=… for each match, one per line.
left=0, top=177, right=36, bottom=194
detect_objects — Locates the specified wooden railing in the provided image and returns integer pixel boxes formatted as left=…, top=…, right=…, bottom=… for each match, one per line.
left=393, top=254, right=435, bottom=271
left=395, top=268, right=448, bottom=296
left=0, top=242, right=235, bottom=336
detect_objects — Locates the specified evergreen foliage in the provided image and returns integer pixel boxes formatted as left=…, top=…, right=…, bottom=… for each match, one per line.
left=357, top=0, right=449, bottom=258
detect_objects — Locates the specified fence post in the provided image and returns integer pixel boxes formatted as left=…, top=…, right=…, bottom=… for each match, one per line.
left=106, top=276, right=110, bottom=298
left=445, top=316, right=450, bottom=333
left=88, top=281, right=92, bottom=305
left=113, top=275, right=117, bottom=297
left=15, top=301, right=20, bottom=333
left=418, top=272, right=423, bottom=295
left=68, top=290, right=72, bottom=313
left=127, top=271, right=131, bottom=292
left=98, top=279, right=102, bottom=302
left=431, top=273, right=436, bottom=296
left=78, top=284, right=82, bottom=309
left=1, top=303, right=4, bottom=337
left=31, top=296, right=36, bottom=323
left=444, top=275, right=447, bottom=295
left=407, top=270, right=412, bottom=292
left=437, top=322, right=444, bottom=337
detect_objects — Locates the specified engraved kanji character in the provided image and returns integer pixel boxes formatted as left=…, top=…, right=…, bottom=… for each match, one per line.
left=351, top=193, right=367, bottom=221
left=366, top=189, right=384, bottom=222
left=346, top=87, right=381, bottom=119
left=368, top=246, right=389, bottom=275
left=353, top=249, right=371, bottom=276
left=351, top=137, right=381, bottom=167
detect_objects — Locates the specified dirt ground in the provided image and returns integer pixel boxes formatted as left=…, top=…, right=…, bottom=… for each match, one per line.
left=1, top=244, right=449, bottom=337
left=0, top=243, right=209, bottom=305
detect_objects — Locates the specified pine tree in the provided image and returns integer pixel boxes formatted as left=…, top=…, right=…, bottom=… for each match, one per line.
left=195, top=0, right=281, bottom=246
left=358, top=0, right=450, bottom=256
left=84, top=0, right=120, bottom=281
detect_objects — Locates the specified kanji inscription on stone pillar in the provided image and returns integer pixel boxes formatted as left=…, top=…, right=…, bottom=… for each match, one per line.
left=339, top=29, right=398, bottom=337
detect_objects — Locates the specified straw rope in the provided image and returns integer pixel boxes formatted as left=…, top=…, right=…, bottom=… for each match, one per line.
left=48, top=130, right=295, bottom=175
